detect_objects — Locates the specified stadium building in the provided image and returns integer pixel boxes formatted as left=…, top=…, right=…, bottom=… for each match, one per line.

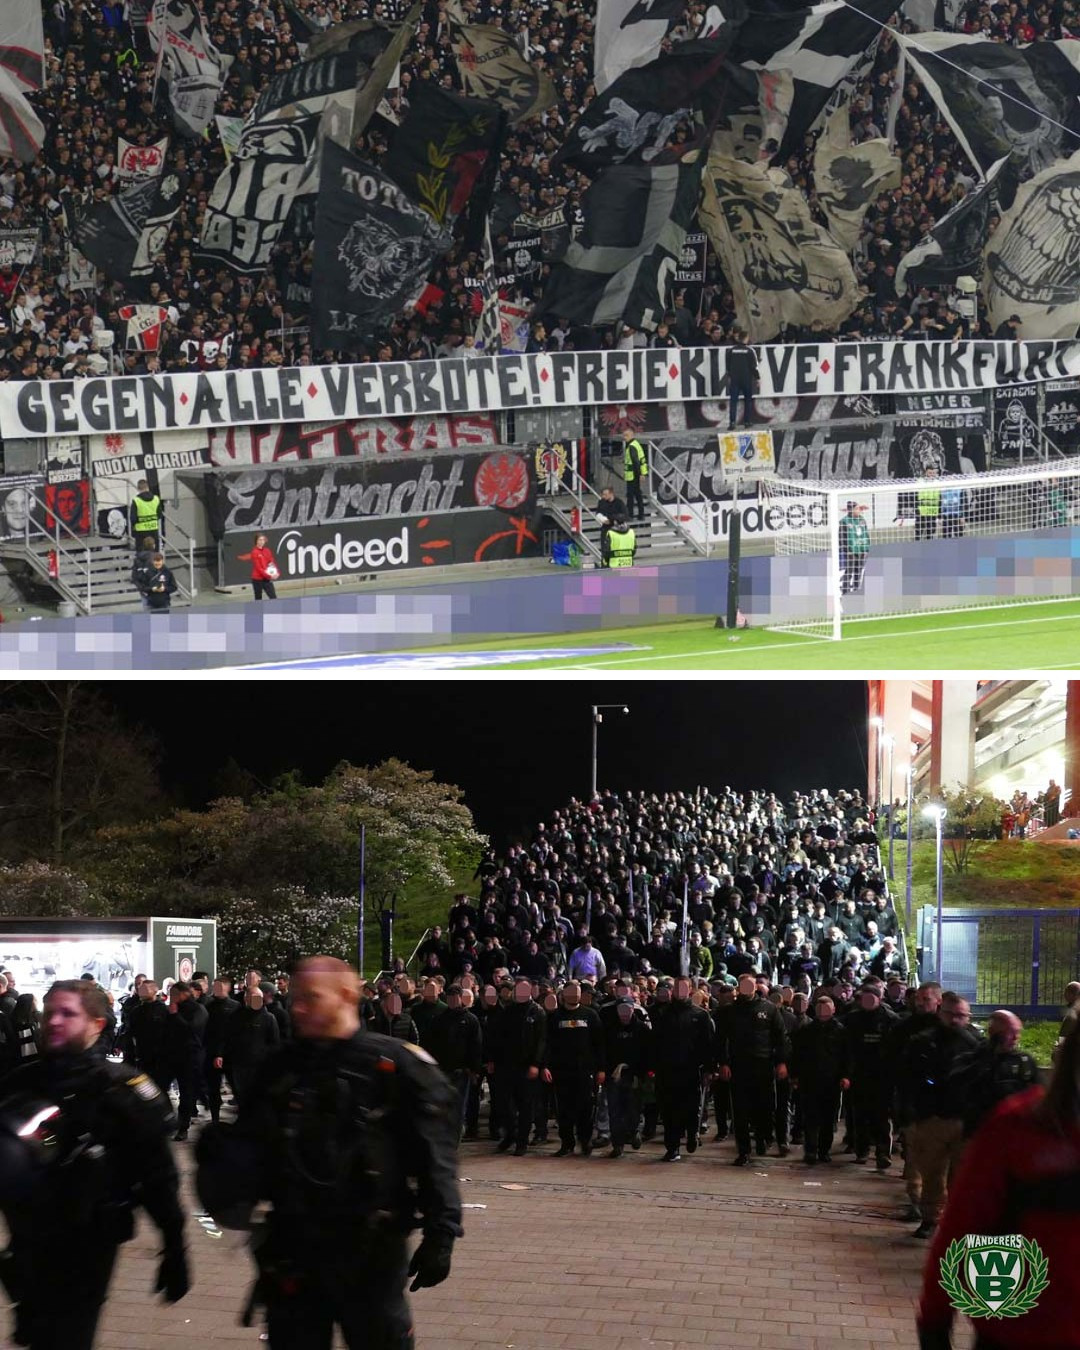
left=869, top=678, right=1080, bottom=821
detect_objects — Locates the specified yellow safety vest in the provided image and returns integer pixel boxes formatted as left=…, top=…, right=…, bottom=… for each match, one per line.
left=623, top=440, right=647, bottom=481
left=917, top=488, right=940, bottom=517
left=608, top=528, right=636, bottom=567
left=133, top=494, right=161, bottom=532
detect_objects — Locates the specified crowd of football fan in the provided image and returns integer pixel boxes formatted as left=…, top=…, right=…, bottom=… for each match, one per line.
left=48, top=784, right=1073, bottom=1245
left=0, top=0, right=1076, bottom=382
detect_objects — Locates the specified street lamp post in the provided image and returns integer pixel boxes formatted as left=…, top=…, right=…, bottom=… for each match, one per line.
left=870, top=715, right=884, bottom=809
left=884, top=734, right=895, bottom=880
left=923, top=804, right=947, bottom=984
left=905, top=760, right=914, bottom=928
left=591, top=704, right=630, bottom=800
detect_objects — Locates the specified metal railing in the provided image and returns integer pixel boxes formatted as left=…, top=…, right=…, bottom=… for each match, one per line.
left=22, top=486, right=94, bottom=613
left=543, top=460, right=604, bottom=565
left=646, top=440, right=711, bottom=558
left=160, top=505, right=197, bottom=601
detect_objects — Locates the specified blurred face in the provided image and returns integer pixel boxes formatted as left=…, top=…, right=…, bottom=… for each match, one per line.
left=737, top=975, right=756, bottom=999
left=859, top=990, right=880, bottom=1011
left=915, top=986, right=942, bottom=1015
left=562, top=982, right=580, bottom=1008
left=43, top=991, right=104, bottom=1054
left=815, top=997, right=835, bottom=1022
left=988, top=1011, right=1021, bottom=1050
left=513, top=981, right=532, bottom=1004
left=940, top=999, right=971, bottom=1029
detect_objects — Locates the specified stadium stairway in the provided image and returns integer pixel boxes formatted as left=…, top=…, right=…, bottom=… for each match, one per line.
left=574, top=502, right=697, bottom=562
left=1032, top=817, right=1080, bottom=843
left=0, top=536, right=193, bottom=614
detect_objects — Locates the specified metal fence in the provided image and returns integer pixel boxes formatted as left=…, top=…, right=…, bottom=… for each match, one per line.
left=917, top=906, right=1080, bottom=1018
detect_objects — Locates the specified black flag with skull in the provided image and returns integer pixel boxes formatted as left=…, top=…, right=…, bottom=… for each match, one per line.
left=310, top=140, right=452, bottom=348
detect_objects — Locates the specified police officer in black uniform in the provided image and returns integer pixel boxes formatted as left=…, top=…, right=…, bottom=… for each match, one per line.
left=196, top=955, right=462, bottom=1350
left=652, top=976, right=713, bottom=1162
left=716, top=973, right=789, bottom=1164
left=0, top=979, right=189, bottom=1349
left=544, top=981, right=605, bottom=1156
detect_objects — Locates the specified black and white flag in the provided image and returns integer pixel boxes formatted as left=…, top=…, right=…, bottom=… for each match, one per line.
left=555, top=38, right=751, bottom=173
left=149, top=0, right=231, bottom=139
left=698, top=151, right=859, bottom=341
left=733, top=0, right=902, bottom=160
left=814, top=106, right=900, bottom=252
left=895, top=156, right=1006, bottom=295
left=73, top=171, right=189, bottom=298
left=595, top=0, right=691, bottom=93
left=984, top=147, right=1080, bottom=339
left=475, top=220, right=503, bottom=353
left=447, top=7, right=557, bottom=123
left=199, top=51, right=358, bottom=276
left=535, top=155, right=703, bottom=330
left=675, top=231, right=707, bottom=283
left=0, top=1, right=44, bottom=163
left=310, top=141, right=451, bottom=348
left=899, top=33, right=1080, bottom=204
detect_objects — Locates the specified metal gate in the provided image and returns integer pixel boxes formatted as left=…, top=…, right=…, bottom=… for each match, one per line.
left=917, top=906, right=1080, bottom=1017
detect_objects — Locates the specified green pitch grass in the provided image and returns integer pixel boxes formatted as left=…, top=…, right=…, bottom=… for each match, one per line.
left=442, top=598, right=1080, bottom=670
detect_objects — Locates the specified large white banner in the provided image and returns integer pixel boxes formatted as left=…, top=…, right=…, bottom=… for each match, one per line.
left=3, top=340, right=1080, bottom=438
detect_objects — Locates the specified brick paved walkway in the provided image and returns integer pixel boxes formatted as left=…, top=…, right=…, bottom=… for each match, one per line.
left=3, top=1132, right=947, bottom=1348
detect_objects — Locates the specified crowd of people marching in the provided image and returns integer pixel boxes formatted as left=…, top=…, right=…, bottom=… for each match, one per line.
left=0, top=0, right=1071, bottom=384
left=86, top=783, right=1080, bottom=1249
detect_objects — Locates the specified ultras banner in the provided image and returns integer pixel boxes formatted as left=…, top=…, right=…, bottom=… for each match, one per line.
left=202, top=448, right=536, bottom=536
left=219, top=504, right=543, bottom=583
left=6, top=340, right=1080, bottom=437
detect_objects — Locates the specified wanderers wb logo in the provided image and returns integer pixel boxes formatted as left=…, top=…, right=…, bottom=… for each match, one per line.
left=939, top=1235, right=1049, bottom=1319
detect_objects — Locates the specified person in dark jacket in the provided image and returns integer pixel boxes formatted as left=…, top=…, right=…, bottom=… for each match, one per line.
left=144, top=553, right=178, bottom=612
left=165, top=981, right=209, bottom=1141
left=602, top=996, right=652, bottom=1156
left=962, top=1009, right=1038, bottom=1137
left=127, top=979, right=172, bottom=1092
left=716, top=974, right=789, bottom=1164
left=259, top=982, right=291, bottom=1042
left=845, top=983, right=899, bottom=1168
left=817, top=927, right=851, bottom=981
left=427, top=984, right=483, bottom=1135
left=130, top=537, right=158, bottom=608
left=790, top=995, right=850, bottom=1164
left=652, top=976, right=714, bottom=1162
left=370, top=989, right=419, bottom=1042
left=11, top=992, right=40, bottom=1063
left=204, top=977, right=239, bottom=1124
left=411, top=977, right=449, bottom=1052
left=222, top=985, right=281, bottom=1105
left=0, top=980, right=189, bottom=1347
left=898, top=996, right=984, bottom=1237
left=726, top=332, right=758, bottom=427
left=544, top=981, right=606, bottom=1156
left=486, top=978, right=546, bottom=1155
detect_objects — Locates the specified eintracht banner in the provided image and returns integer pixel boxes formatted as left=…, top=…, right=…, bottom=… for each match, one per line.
left=5, top=341, right=1080, bottom=437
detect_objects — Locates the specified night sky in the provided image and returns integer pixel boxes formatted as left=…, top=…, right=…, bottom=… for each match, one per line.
left=103, top=681, right=869, bottom=847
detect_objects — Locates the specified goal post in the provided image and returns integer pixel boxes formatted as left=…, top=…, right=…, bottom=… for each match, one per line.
left=758, top=460, right=1080, bottom=640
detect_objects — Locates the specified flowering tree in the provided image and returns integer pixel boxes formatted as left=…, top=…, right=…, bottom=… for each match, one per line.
left=85, top=759, right=486, bottom=965
left=211, top=888, right=358, bottom=976
left=0, top=862, right=109, bottom=916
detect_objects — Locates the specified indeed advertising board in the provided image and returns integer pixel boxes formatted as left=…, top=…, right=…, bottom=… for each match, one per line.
left=220, top=507, right=544, bottom=584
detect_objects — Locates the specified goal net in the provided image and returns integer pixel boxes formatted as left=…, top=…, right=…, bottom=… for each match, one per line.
left=758, top=460, right=1080, bottom=640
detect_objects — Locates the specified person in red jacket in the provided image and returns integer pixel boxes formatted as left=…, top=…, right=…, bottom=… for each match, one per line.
left=917, top=1021, right=1080, bottom=1350
left=237, top=533, right=280, bottom=601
